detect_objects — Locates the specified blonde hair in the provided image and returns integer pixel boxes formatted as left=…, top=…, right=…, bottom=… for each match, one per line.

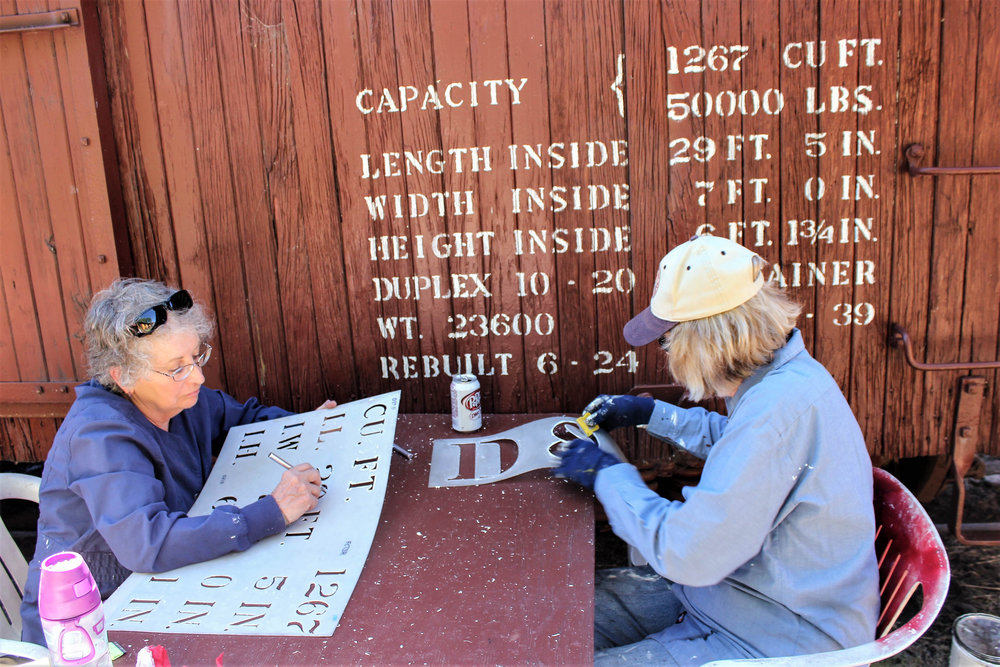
left=665, top=282, right=801, bottom=401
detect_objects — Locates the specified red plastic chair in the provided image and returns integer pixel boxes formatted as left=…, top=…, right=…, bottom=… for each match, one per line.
left=703, top=467, right=951, bottom=666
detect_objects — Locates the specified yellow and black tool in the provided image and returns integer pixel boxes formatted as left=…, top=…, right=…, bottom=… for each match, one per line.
left=576, top=412, right=599, bottom=437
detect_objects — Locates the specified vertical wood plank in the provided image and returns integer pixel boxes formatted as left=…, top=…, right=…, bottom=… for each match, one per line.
left=886, top=0, right=941, bottom=459
left=544, top=0, right=599, bottom=410
left=349, top=0, right=419, bottom=406
left=0, top=97, right=47, bottom=381
left=962, top=0, right=1000, bottom=453
left=238, top=0, right=326, bottom=411
left=505, top=0, right=561, bottom=412
left=813, top=0, right=860, bottom=391
left=740, top=0, right=782, bottom=298
left=853, top=0, right=897, bottom=457
left=209, top=0, right=292, bottom=407
left=52, top=0, right=123, bottom=294
left=393, top=0, right=450, bottom=413
left=280, top=0, right=359, bottom=406
left=580, top=0, right=630, bottom=401
left=776, top=0, right=820, bottom=353
left=321, top=0, right=394, bottom=404
left=622, top=0, right=672, bottom=400
left=142, top=0, right=224, bottom=390
left=173, top=0, right=261, bottom=401
left=464, top=0, right=527, bottom=412
left=922, top=0, right=979, bottom=458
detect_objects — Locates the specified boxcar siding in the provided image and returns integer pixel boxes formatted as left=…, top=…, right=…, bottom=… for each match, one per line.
left=1, top=0, right=997, bottom=464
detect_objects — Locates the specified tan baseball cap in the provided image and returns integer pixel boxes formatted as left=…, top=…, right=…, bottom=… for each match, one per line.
left=623, top=235, right=765, bottom=346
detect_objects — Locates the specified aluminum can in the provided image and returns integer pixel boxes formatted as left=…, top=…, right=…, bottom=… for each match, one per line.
left=450, top=374, right=482, bottom=432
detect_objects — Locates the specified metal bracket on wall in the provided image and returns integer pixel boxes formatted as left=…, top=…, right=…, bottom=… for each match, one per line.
left=889, top=323, right=1000, bottom=545
left=950, top=376, right=998, bottom=545
left=905, top=143, right=1000, bottom=177
left=0, top=8, right=78, bottom=33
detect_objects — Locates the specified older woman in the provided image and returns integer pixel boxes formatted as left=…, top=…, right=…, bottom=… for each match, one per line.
left=553, top=235, right=879, bottom=665
left=20, top=278, right=329, bottom=645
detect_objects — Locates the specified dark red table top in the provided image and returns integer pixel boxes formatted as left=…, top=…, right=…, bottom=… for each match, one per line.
left=109, top=413, right=595, bottom=665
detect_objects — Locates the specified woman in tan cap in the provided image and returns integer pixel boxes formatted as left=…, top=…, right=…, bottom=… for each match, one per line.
left=553, top=235, right=879, bottom=665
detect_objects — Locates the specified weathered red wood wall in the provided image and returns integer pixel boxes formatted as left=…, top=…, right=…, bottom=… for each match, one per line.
left=1, top=0, right=997, bottom=466
left=0, top=0, right=126, bottom=460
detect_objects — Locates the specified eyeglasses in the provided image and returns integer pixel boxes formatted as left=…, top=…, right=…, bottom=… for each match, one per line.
left=151, top=344, right=212, bottom=382
left=129, top=290, right=194, bottom=337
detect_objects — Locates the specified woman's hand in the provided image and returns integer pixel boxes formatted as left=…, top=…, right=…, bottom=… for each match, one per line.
left=316, top=399, right=338, bottom=410
left=271, top=463, right=323, bottom=524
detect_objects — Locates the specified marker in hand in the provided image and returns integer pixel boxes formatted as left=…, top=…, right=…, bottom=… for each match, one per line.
left=268, top=451, right=294, bottom=469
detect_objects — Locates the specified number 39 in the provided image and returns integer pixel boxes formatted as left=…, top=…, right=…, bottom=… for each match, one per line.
left=832, top=302, right=875, bottom=326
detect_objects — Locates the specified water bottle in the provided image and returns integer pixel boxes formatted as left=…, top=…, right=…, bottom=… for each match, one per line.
left=38, top=551, right=112, bottom=667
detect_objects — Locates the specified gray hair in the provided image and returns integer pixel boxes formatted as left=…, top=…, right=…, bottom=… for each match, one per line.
left=85, top=278, right=214, bottom=392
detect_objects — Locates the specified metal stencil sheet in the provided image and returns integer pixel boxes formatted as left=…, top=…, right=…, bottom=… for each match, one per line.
left=428, top=415, right=626, bottom=487
left=105, top=391, right=400, bottom=636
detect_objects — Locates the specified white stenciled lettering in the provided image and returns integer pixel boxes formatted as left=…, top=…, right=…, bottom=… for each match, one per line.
left=379, top=353, right=514, bottom=379
left=725, top=134, right=770, bottom=160
left=512, top=226, right=631, bottom=255
left=694, top=179, right=769, bottom=207
left=665, top=45, right=750, bottom=74
left=507, top=140, right=628, bottom=170
left=363, top=190, right=475, bottom=220
left=359, top=147, right=492, bottom=179
left=376, top=316, right=419, bottom=340
left=768, top=260, right=876, bottom=287
left=805, top=86, right=874, bottom=114
left=782, top=39, right=882, bottom=69
left=722, top=220, right=771, bottom=247
left=371, top=274, right=492, bottom=301
left=511, top=184, right=630, bottom=213
left=786, top=218, right=877, bottom=246
left=368, top=232, right=495, bottom=261
left=447, top=312, right=555, bottom=339
left=355, top=78, right=528, bottom=115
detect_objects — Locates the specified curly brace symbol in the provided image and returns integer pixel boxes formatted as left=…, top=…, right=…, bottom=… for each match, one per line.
left=610, top=53, right=625, bottom=118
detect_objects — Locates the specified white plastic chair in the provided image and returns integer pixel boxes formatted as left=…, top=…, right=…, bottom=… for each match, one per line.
left=703, top=467, right=951, bottom=666
left=0, top=473, right=49, bottom=663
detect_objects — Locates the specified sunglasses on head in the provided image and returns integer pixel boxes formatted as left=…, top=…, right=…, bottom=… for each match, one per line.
left=129, top=290, right=193, bottom=337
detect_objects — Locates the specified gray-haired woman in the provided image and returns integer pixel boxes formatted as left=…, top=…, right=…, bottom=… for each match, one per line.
left=20, top=278, right=333, bottom=646
left=553, top=235, right=880, bottom=665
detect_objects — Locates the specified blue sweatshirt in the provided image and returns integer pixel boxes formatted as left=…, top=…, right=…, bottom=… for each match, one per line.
left=20, top=380, right=290, bottom=645
left=595, top=329, right=880, bottom=660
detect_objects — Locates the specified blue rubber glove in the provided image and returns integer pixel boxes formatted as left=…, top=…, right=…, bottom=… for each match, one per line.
left=552, top=438, right=621, bottom=490
left=583, top=394, right=655, bottom=431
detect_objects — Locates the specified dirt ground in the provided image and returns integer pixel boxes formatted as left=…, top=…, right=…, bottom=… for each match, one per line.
left=595, top=456, right=1000, bottom=665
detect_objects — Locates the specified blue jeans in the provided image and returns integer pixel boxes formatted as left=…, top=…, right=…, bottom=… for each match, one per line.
left=594, top=566, right=751, bottom=666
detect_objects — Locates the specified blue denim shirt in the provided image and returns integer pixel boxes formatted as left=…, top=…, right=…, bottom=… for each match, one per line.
left=595, top=329, right=880, bottom=658
left=20, top=380, right=291, bottom=645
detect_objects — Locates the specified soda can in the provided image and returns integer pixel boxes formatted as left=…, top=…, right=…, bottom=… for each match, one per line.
left=451, top=374, right=482, bottom=432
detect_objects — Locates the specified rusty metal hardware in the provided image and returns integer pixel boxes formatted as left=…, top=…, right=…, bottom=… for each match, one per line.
left=889, top=324, right=1000, bottom=371
left=949, top=376, right=999, bottom=546
left=0, top=8, right=78, bottom=33
left=888, top=325, right=999, bottom=544
left=905, top=143, right=1000, bottom=177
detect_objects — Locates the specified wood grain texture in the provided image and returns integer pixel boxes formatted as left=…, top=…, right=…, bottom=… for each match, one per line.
left=2, top=0, right=997, bottom=464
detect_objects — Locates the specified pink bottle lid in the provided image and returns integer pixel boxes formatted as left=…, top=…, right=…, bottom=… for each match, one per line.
left=38, top=551, right=101, bottom=622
